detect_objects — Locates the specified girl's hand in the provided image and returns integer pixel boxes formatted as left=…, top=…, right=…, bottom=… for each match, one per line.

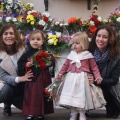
left=18, top=71, right=33, bottom=82
left=88, top=74, right=94, bottom=84
left=57, top=74, right=63, bottom=81
left=96, top=78, right=102, bottom=85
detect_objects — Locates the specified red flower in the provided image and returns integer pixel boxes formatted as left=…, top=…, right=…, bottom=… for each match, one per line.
left=94, top=19, right=100, bottom=25
left=37, top=25, right=41, bottom=30
left=33, top=50, right=51, bottom=69
left=31, top=12, right=37, bottom=17
left=44, top=89, right=50, bottom=95
left=78, top=20, right=82, bottom=25
left=43, top=16, right=49, bottom=22
left=89, top=26, right=97, bottom=33
left=90, top=15, right=98, bottom=21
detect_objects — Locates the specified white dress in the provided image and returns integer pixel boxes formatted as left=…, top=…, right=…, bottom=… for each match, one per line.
left=57, top=51, right=106, bottom=110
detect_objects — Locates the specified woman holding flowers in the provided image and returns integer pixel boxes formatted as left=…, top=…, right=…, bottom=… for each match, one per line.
left=17, top=30, right=55, bottom=120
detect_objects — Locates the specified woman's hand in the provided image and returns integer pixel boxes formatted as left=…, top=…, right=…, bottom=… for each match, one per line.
left=88, top=74, right=94, bottom=84
left=26, top=58, right=33, bottom=68
left=18, top=71, right=33, bottom=82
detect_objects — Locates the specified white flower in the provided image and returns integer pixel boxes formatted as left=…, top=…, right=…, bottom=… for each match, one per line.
left=48, top=39, right=54, bottom=45
left=90, top=21, right=95, bottom=26
left=6, top=17, right=12, bottom=22
left=49, top=18, right=52, bottom=21
left=31, top=10, right=37, bottom=13
left=64, top=23, right=68, bottom=26
left=98, top=16, right=102, bottom=22
left=47, top=32, right=53, bottom=36
left=0, top=17, right=2, bottom=21
left=7, top=0, right=13, bottom=4
left=6, top=5, right=11, bottom=10
left=55, top=21, right=60, bottom=25
left=29, top=3, right=34, bottom=8
left=27, top=3, right=34, bottom=8
left=38, top=20, right=46, bottom=26
left=60, top=23, right=63, bottom=27
left=116, top=17, right=120, bottom=22
left=12, top=18, right=17, bottom=22
left=27, top=11, right=32, bottom=15
left=43, top=12, right=50, bottom=17
left=55, top=32, right=61, bottom=38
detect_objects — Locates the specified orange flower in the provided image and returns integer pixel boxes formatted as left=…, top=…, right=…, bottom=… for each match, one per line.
left=68, top=17, right=77, bottom=24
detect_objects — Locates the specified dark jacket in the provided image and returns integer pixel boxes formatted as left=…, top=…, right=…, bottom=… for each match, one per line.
left=101, top=54, right=120, bottom=104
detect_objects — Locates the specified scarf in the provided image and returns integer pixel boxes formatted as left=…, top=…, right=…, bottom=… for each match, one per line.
left=67, top=50, right=94, bottom=68
left=93, top=48, right=109, bottom=72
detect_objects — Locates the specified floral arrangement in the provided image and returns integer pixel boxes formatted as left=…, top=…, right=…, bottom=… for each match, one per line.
left=109, top=7, right=120, bottom=40
left=46, top=30, right=70, bottom=55
left=67, top=17, right=82, bottom=35
left=108, top=7, right=120, bottom=29
left=32, top=50, right=51, bottom=69
left=88, top=14, right=102, bottom=33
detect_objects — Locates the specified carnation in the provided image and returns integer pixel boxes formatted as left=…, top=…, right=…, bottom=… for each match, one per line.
left=116, top=17, right=120, bottom=22
left=48, top=39, right=54, bottom=45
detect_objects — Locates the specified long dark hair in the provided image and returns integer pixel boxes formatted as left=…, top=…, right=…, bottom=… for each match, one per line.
left=89, top=25, right=120, bottom=59
left=0, top=24, right=25, bottom=54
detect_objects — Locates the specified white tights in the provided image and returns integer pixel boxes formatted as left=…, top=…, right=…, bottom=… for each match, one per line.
left=70, top=108, right=86, bottom=120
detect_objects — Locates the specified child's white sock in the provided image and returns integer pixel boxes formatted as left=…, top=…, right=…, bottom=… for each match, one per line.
left=79, top=110, right=86, bottom=120
left=70, top=109, right=78, bottom=120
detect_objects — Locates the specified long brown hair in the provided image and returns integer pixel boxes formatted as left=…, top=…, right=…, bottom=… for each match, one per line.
left=0, top=24, right=25, bottom=54
left=89, top=25, right=120, bottom=59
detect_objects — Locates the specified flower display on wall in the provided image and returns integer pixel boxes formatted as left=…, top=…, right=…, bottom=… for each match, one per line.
left=0, top=0, right=119, bottom=55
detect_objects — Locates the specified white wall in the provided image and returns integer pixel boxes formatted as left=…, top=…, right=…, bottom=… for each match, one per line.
left=21, top=0, right=120, bottom=21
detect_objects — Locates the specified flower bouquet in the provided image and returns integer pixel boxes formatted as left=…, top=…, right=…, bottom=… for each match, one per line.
left=67, top=17, right=82, bottom=35
left=45, top=30, right=69, bottom=55
left=108, top=7, right=120, bottom=41
left=32, top=50, right=51, bottom=69
left=44, top=78, right=63, bottom=101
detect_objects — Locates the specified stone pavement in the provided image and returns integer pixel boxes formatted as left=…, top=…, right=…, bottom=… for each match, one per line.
left=0, top=107, right=120, bottom=120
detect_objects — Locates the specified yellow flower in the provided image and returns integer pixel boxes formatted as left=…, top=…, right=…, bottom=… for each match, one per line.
left=0, top=5, right=4, bottom=10
left=47, top=35, right=58, bottom=45
left=31, top=21, right=35, bottom=25
left=103, top=19, right=108, bottom=23
left=27, top=19, right=30, bottom=23
left=26, top=14, right=35, bottom=24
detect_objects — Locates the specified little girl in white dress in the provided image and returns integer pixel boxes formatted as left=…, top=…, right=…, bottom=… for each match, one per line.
left=57, top=32, right=106, bottom=120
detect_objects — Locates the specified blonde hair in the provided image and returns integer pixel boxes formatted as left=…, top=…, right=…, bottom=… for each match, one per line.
left=73, top=31, right=89, bottom=50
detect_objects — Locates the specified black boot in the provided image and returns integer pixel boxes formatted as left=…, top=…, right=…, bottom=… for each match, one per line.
left=3, top=106, right=12, bottom=116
